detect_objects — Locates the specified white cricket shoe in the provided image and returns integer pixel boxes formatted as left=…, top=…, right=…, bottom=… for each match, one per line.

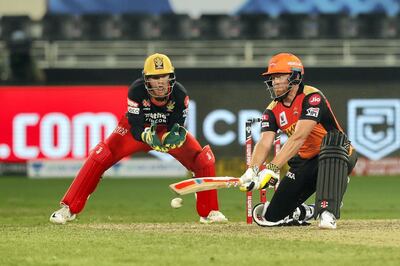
left=318, top=210, right=337, bottom=229
left=50, top=205, right=76, bottom=224
left=199, top=210, right=228, bottom=224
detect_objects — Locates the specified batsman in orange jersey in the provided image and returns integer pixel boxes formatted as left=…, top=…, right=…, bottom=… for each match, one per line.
left=239, top=53, right=358, bottom=229
left=50, top=53, right=227, bottom=224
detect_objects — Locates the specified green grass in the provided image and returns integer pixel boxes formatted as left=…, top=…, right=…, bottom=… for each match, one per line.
left=0, top=176, right=399, bottom=265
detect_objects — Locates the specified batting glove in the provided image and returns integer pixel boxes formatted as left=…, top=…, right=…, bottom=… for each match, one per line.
left=240, top=163, right=279, bottom=192
left=239, top=166, right=259, bottom=192
left=257, top=164, right=280, bottom=189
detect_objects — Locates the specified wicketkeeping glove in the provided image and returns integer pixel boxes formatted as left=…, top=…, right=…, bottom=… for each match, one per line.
left=141, top=123, right=169, bottom=153
left=161, top=123, right=187, bottom=150
left=240, top=163, right=280, bottom=192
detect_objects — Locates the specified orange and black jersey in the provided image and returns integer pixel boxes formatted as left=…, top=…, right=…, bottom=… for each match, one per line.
left=126, top=78, right=189, bottom=141
left=261, top=84, right=344, bottom=159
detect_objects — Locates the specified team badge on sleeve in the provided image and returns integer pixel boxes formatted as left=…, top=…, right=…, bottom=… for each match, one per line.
left=306, top=107, right=320, bottom=117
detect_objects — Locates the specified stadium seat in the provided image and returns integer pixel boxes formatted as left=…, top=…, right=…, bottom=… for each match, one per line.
left=318, top=14, right=360, bottom=39
left=159, top=14, right=194, bottom=40
left=81, top=14, right=121, bottom=40
left=279, top=13, right=319, bottom=39
left=239, top=14, right=281, bottom=39
left=198, top=14, right=235, bottom=40
left=120, top=13, right=159, bottom=40
left=42, top=14, right=83, bottom=40
left=357, top=13, right=398, bottom=39
left=0, top=16, right=32, bottom=41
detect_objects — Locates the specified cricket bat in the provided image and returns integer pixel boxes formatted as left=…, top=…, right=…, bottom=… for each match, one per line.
left=169, top=177, right=242, bottom=195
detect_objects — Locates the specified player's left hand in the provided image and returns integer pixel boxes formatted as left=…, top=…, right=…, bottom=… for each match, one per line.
left=141, top=122, right=170, bottom=153
left=240, top=163, right=280, bottom=192
left=161, top=123, right=187, bottom=149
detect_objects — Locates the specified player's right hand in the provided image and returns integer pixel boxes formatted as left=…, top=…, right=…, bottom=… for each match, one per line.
left=239, top=166, right=258, bottom=191
left=239, top=164, right=280, bottom=192
left=141, top=123, right=169, bottom=153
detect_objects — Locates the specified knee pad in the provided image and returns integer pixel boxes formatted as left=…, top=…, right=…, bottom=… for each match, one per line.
left=89, top=142, right=114, bottom=167
left=315, top=130, right=349, bottom=219
left=192, top=145, right=216, bottom=177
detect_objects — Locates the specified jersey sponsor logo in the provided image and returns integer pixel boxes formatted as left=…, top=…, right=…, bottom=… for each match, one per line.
left=261, top=121, right=270, bottom=128
left=128, top=107, right=140, bottom=114
left=306, top=107, right=320, bottom=117
left=166, top=101, right=175, bottom=112
left=279, top=112, right=288, bottom=126
left=144, top=113, right=168, bottom=124
left=183, top=108, right=188, bottom=118
left=142, top=99, right=151, bottom=107
left=287, top=61, right=302, bottom=67
left=285, top=123, right=296, bottom=137
left=308, top=94, right=321, bottom=106
left=113, top=126, right=128, bottom=136
left=286, top=171, right=295, bottom=180
left=348, top=99, right=400, bottom=160
left=127, top=99, right=139, bottom=107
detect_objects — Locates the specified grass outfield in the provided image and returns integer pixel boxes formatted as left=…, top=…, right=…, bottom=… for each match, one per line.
left=0, top=176, right=399, bottom=265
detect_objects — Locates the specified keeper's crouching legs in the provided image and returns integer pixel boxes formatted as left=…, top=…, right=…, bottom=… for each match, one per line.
left=61, top=142, right=115, bottom=214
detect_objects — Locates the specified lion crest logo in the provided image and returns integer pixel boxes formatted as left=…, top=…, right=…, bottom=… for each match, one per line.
left=154, top=57, right=164, bottom=70
left=166, top=101, right=175, bottom=112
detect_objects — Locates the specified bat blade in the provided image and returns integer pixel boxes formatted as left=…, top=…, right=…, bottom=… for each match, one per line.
left=169, top=176, right=241, bottom=195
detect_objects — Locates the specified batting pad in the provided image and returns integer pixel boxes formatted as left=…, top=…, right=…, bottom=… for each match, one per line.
left=315, top=130, right=349, bottom=219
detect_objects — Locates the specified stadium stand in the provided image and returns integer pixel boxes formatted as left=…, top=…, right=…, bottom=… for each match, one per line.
left=0, top=12, right=399, bottom=69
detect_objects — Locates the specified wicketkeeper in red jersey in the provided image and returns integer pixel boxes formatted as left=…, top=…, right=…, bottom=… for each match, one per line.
left=239, top=53, right=357, bottom=229
left=50, top=53, right=227, bottom=224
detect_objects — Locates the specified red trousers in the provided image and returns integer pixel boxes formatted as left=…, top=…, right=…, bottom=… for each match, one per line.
left=61, top=116, right=219, bottom=218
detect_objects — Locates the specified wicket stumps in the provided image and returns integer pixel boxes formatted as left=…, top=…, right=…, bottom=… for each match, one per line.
left=245, top=118, right=281, bottom=224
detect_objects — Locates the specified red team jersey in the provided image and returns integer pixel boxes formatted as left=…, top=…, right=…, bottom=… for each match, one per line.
left=261, top=84, right=345, bottom=159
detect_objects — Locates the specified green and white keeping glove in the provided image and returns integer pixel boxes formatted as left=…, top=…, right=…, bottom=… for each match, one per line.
left=161, top=123, right=187, bottom=150
left=141, top=123, right=169, bottom=153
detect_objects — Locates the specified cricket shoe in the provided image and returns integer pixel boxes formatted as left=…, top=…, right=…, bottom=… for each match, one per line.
left=252, top=202, right=301, bottom=227
left=301, top=203, right=315, bottom=222
left=318, top=210, right=337, bottom=229
left=50, top=205, right=76, bottom=224
left=199, top=210, right=228, bottom=224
